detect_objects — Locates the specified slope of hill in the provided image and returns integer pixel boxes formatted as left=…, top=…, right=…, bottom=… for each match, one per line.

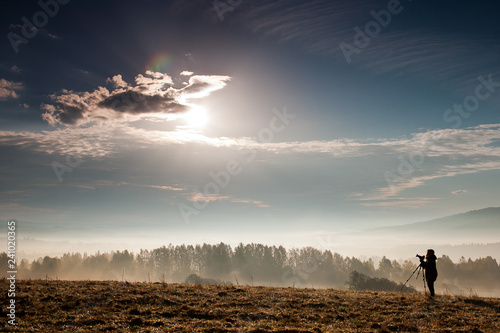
left=368, top=207, right=500, bottom=243
left=322, top=208, right=500, bottom=260
left=387, top=207, right=500, bottom=232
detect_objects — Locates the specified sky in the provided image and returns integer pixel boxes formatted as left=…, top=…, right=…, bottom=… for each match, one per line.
left=1, top=0, right=500, bottom=254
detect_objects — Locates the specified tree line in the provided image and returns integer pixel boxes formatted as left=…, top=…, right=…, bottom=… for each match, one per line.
left=1, top=243, right=499, bottom=293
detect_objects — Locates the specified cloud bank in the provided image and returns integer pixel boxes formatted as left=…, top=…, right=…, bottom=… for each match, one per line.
left=41, top=71, right=231, bottom=126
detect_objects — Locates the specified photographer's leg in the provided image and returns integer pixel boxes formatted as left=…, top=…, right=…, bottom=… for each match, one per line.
left=427, top=280, right=435, bottom=297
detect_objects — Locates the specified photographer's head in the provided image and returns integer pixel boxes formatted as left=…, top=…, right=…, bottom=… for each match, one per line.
left=426, top=249, right=435, bottom=258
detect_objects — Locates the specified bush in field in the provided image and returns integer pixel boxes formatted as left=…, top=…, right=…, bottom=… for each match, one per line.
left=347, top=271, right=416, bottom=293
left=184, top=273, right=232, bottom=286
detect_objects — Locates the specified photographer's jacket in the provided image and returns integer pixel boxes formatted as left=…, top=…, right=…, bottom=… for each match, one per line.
left=421, top=254, right=438, bottom=282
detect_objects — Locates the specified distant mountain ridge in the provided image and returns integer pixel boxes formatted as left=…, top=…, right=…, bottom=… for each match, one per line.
left=322, top=207, right=500, bottom=260
left=387, top=207, right=500, bottom=232
left=369, top=207, right=500, bottom=243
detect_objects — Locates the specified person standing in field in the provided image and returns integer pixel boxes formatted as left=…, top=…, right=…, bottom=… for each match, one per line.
left=420, top=249, right=438, bottom=297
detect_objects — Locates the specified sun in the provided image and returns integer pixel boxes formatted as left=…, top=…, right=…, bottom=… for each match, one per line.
left=184, top=105, right=209, bottom=128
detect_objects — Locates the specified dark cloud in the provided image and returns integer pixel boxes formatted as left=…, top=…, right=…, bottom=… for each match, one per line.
left=42, top=71, right=230, bottom=126
left=97, top=90, right=187, bottom=114
left=58, top=104, right=86, bottom=125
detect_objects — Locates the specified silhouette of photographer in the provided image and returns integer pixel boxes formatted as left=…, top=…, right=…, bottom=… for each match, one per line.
left=418, top=249, right=438, bottom=297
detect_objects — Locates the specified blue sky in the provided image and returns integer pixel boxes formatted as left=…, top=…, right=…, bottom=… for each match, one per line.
left=1, top=0, right=500, bottom=252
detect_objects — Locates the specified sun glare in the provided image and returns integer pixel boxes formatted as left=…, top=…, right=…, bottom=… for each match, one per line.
left=184, top=105, right=209, bottom=128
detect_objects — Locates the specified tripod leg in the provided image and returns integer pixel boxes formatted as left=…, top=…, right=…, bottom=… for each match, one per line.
left=401, top=265, right=420, bottom=290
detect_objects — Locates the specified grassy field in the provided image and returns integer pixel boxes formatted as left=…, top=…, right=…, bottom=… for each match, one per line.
left=1, top=280, right=499, bottom=332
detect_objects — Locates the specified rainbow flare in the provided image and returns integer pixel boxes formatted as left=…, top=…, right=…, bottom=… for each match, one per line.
left=145, top=52, right=172, bottom=73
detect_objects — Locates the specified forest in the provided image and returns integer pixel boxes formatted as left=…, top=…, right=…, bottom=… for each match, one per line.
left=1, top=242, right=499, bottom=296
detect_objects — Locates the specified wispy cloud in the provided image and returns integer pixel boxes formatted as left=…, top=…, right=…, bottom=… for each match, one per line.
left=230, top=198, right=270, bottom=208
left=225, top=1, right=500, bottom=89
left=236, top=0, right=378, bottom=57
left=168, top=0, right=500, bottom=91
left=353, top=32, right=500, bottom=89
left=2, top=121, right=500, bottom=161
left=452, top=190, right=467, bottom=195
left=146, top=185, right=185, bottom=191
left=355, top=125, right=500, bottom=206
left=185, top=193, right=230, bottom=203
left=1, top=119, right=499, bottom=210
left=357, top=197, right=438, bottom=208
left=184, top=192, right=269, bottom=208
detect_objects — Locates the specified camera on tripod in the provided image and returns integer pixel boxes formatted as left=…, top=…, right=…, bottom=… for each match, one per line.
left=401, top=254, right=427, bottom=291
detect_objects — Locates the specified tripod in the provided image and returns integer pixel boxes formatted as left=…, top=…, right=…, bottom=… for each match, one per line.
left=401, top=264, right=427, bottom=293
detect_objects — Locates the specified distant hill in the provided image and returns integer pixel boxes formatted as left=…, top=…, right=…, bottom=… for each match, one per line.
left=386, top=207, right=500, bottom=232
left=369, top=207, right=500, bottom=243
left=325, top=208, right=500, bottom=260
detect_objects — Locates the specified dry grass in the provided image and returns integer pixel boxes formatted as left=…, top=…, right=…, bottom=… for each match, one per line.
left=1, top=280, right=499, bottom=332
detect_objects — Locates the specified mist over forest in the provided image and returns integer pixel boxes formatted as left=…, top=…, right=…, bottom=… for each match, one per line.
left=2, top=242, right=499, bottom=298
